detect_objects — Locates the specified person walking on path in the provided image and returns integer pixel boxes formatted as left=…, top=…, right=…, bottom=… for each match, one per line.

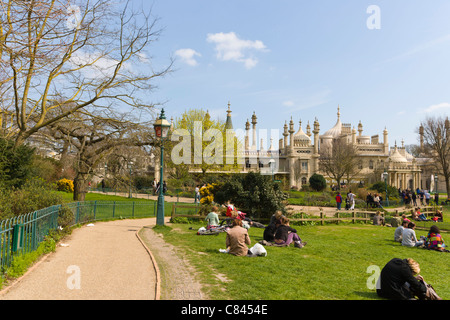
left=347, top=190, right=356, bottom=210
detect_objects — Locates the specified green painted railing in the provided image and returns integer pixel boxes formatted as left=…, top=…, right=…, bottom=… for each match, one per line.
left=0, top=201, right=159, bottom=273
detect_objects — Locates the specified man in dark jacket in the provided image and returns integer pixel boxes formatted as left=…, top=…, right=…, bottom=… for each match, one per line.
left=377, top=258, right=427, bottom=300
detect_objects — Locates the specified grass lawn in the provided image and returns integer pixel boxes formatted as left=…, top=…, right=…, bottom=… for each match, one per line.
left=152, top=222, right=450, bottom=300
left=56, top=191, right=156, bottom=203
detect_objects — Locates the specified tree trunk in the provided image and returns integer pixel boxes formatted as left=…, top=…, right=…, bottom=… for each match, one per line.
left=446, top=177, right=450, bottom=201
left=73, top=172, right=90, bottom=202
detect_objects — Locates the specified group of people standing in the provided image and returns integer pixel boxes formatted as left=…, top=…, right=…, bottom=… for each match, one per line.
left=335, top=190, right=356, bottom=210
left=399, top=188, right=440, bottom=207
left=152, top=178, right=167, bottom=195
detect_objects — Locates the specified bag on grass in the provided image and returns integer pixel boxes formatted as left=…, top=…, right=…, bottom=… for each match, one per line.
left=248, top=243, right=267, bottom=257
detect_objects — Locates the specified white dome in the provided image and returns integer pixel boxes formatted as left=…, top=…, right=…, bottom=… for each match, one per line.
left=322, top=118, right=342, bottom=138
left=390, top=147, right=408, bottom=163
left=321, top=107, right=343, bottom=138
left=294, top=126, right=311, bottom=145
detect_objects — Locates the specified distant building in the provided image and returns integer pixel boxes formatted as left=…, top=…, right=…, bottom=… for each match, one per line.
left=229, top=105, right=428, bottom=191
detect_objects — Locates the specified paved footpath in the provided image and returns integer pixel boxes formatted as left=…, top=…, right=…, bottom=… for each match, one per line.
left=0, top=218, right=159, bottom=300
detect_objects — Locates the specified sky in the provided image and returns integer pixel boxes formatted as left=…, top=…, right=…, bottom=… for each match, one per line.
left=139, top=0, right=450, bottom=147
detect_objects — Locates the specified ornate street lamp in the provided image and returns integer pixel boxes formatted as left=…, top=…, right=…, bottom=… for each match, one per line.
left=382, top=171, right=389, bottom=207
left=153, top=109, right=171, bottom=226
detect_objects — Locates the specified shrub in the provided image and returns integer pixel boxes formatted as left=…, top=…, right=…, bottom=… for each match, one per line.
left=370, top=182, right=399, bottom=199
left=214, top=172, right=288, bottom=220
left=58, top=205, right=75, bottom=228
left=0, top=137, right=34, bottom=188
left=0, top=178, right=63, bottom=220
left=56, top=179, right=74, bottom=193
left=309, top=174, right=327, bottom=192
left=199, top=183, right=218, bottom=206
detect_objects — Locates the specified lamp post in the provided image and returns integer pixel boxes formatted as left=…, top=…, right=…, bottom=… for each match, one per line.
left=383, top=171, right=389, bottom=207
left=434, top=174, right=438, bottom=192
left=128, top=160, right=134, bottom=198
left=434, top=174, right=439, bottom=206
left=153, top=109, right=171, bottom=226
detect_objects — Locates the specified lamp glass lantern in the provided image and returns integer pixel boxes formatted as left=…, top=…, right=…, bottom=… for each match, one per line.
left=153, top=115, right=171, bottom=139
left=153, top=109, right=171, bottom=226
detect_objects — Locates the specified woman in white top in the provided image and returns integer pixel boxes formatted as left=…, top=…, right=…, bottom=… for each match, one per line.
left=402, top=222, right=425, bottom=247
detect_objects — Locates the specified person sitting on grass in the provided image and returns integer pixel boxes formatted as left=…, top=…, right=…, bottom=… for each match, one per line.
left=373, top=211, right=385, bottom=226
left=225, top=218, right=251, bottom=257
left=376, top=258, right=430, bottom=300
left=274, top=216, right=306, bottom=248
left=414, top=208, right=428, bottom=221
left=394, top=219, right=409, bottom=243
left=432, top=210, right=443, bottom=222
left=269, top=210, right=284, bottom=225
left=390, top=213, right=402, bottom=228
left=205, top=206, right=220, bottom=229
left=263, top=219, right=280, bottom=243
left=425, top=225, right=448, bottom=252
left=402, top=222, right=425, bottom=248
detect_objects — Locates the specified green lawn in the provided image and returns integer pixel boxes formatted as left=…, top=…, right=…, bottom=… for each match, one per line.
left=151, top=222, right=450, bottom=300
left=56, top=191, right=155, bottom=203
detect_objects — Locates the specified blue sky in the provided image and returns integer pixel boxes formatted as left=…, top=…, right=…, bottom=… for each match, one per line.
left=142, top=0, right=450, bottom=147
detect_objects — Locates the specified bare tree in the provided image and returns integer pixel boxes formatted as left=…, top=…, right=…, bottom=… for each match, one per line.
left=48, top=109, right=155, bottom=201
left=0, top=0, right=171, bottom=147
left=320, top=138, right=360, bottom=190
left=418, top=116, right=450, bottom=199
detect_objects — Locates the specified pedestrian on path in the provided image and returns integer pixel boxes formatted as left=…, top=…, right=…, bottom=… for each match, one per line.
left=336, top=192, right=343, bottom=210
left=347, top=190, right=356, bottom=210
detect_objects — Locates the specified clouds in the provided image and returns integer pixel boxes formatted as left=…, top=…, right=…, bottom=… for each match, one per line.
left=206, top=32, right=267, bottom=69
left=420, top=102, right=450, bottom=113
left=176, top=32, right=267, bottom=69
left=175, top=48, right=202, bottom=66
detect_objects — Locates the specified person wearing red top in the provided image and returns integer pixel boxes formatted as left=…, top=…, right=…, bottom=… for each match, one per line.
left=335, top=192, right=343, bottom=210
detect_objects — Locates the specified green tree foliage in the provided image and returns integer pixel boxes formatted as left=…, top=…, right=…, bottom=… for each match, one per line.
left=168, top=109, right=242, bottom=178
left=309, top=173, right=327, bottom=192
left=0, top=137, right=35, bottom=188
left=214, top=172, right=288, bottom=219
left=370, top=181, right=399, bottom=199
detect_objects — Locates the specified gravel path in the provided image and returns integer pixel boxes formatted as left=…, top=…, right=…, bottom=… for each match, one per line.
left=0, top=219, right=162, bottom=300
left=139, top=225, right=205, bottom=300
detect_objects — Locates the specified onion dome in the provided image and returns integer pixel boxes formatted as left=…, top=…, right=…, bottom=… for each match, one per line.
left=294, top=120, right=311, bottom=145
